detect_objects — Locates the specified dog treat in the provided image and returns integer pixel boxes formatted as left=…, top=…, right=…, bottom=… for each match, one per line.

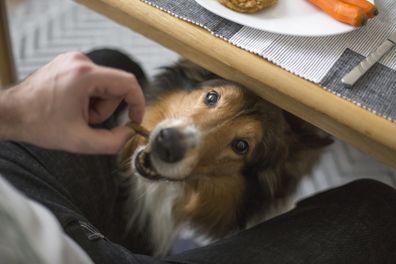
left=127, top=122, right=150, bottom=138
left=218, top=0, right=278, bottom=13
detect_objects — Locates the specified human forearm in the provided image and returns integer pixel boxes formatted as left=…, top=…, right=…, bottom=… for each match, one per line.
left=0, top=85, right=26, bottom=141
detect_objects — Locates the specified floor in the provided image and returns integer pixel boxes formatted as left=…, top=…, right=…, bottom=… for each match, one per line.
left=6, top=0, right=179, bottom=80
left=5, top=0, right=396, bottom=252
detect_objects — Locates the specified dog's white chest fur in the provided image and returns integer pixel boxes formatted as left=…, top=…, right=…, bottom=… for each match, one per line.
left=128, top=176, right=182, bottom=256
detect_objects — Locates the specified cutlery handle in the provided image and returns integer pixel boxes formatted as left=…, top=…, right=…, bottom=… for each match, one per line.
left=342, top=40, right=394, bottom=86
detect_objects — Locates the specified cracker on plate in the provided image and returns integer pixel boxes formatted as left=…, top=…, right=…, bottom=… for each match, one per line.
left=218, top=0, right=278, bottom=13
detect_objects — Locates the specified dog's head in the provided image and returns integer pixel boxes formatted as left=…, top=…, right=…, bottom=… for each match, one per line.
left=120, top=62, right=332, bottom=240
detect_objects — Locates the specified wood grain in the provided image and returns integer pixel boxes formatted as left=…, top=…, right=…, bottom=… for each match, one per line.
left=76, top=0, right=396, bottom=168
left=0, top=0, right=16, bottom=88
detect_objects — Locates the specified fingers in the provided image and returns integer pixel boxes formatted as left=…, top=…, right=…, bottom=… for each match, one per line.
left=124, top=77, right=145, bottom=124
left=88, top=97, right=123, bottom=124
left=85, top=66, right=145, bottom=124
left=56, top=52, right=92, bottom=63
left=14, top=51, right=144, bottom=154
left=73, top=126, right=136, bottom=154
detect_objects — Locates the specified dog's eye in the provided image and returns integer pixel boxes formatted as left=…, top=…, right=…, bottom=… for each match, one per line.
left=231, top=139, right=249, bottom=155
left=204, top=91, right=220, bottom=107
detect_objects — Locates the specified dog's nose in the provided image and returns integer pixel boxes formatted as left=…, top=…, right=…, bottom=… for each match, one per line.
left=153, top=128, right=186, bottom=163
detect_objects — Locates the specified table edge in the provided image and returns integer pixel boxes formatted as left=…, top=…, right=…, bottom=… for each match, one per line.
left=76, top=0, right=396, bottom=168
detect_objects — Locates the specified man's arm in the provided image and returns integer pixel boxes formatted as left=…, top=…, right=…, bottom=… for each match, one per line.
left=0, top=85, right=25, bottom=141
left=0, top=52, right=145, bottom=154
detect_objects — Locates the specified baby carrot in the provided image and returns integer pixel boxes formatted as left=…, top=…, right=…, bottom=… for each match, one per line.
left=308, top=0, right=368, bottom=27
left=340, top=0, right=378, bottom=18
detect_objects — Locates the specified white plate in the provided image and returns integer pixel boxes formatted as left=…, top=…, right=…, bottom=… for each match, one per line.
left=194, top=0, right=374, bottom=36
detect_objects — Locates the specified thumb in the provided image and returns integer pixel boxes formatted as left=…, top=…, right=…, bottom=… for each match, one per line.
left=77, top=126, right=135, bottom=154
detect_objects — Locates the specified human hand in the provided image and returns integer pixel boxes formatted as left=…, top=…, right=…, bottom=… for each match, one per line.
left=5, top=52, right=145, bottom=154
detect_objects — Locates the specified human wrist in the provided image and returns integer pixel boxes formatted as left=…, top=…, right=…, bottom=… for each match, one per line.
left=0, top=85, right=28, bottom=141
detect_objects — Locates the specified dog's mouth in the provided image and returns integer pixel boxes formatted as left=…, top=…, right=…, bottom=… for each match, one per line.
left=134, top=150, right=183, bottom=182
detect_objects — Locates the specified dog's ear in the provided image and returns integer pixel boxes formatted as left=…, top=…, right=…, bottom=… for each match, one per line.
left=283, top=111, right=333, bottom=148
left=246, top=111, right=333, bottom=204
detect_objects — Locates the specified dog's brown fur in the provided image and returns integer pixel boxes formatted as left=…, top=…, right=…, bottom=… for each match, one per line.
left=120, top=60, right=332, bottom=256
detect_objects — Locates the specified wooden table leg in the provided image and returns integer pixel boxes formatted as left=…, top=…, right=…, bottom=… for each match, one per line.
left=0, top=0, right=17, bottom=89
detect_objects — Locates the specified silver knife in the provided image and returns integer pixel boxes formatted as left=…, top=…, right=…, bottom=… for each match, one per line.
left=342, top=32, right=396, bottom=87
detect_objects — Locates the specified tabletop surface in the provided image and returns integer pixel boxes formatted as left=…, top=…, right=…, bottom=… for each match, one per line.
left=76, top=0, right=396, bottom=168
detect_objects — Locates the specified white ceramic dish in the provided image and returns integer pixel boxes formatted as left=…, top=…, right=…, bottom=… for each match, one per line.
left=194, top=0, right=374, bottom=36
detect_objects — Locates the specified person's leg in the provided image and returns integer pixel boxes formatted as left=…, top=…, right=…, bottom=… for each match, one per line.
left=165, top=179, right=396, bottom=264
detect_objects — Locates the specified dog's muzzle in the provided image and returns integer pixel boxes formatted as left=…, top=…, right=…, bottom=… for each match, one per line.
left=152, top=128, right=187, bottom=163
left=132, top=120, right=200, bottom=182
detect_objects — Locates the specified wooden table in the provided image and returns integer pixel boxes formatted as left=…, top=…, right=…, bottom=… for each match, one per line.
left=1, top=0, right=396, bottom=168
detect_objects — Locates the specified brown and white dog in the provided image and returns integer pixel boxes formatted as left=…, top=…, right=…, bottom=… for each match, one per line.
left=119, top=61, right=332, bottom=256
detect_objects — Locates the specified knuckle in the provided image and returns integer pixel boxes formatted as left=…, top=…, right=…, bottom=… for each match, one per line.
left=68, top=63, right=94, bottom=78
left=123, top=73, right=137, bottom=84
left=129, top=74, right=137, bottom=82
left=66, top=51, right=88, bottom=61
left=54, top=52, right=88, bottom=65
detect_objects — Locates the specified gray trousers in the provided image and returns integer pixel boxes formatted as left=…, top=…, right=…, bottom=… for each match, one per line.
left=1, top=140, right=396, bottom=264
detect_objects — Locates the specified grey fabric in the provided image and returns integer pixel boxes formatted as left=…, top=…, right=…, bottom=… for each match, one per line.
left=2, top=142, right=396, bottom=264
left=165, top=180, right=396, bottom=264
left=321, top=48, right=396, bottom=120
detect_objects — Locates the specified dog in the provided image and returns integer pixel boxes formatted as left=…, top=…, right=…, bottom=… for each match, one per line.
left=119, top=60, right=333, bottom=256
